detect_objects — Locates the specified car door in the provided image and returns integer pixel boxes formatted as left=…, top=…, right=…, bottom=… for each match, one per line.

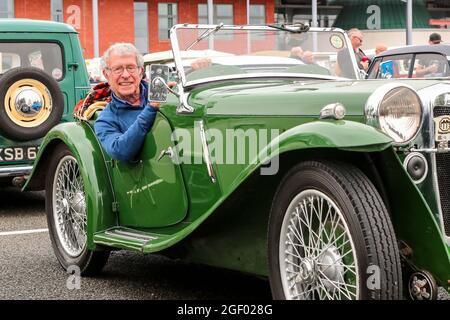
left=110, top=112, right=188, bottom=228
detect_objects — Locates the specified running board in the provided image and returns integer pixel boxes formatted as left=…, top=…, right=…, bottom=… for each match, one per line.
left=94, top=227, right=163, bottom=252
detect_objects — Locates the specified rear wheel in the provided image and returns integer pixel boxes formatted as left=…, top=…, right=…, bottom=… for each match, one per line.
left=268, top=161, right=402, bottom=300
left=45, top=144, right=109, bottom=275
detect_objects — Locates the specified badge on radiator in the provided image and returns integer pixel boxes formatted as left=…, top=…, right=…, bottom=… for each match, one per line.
left=434, top=115, right=450, bottom=141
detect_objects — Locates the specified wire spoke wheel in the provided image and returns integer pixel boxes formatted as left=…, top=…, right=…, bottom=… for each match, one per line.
left=269, top=161, right=402, bottom=300
left=46, top=145, right=110, bottom=275
left=52, top=155, right=87, bottom=257
left=280, top=190, right=358, bottom=300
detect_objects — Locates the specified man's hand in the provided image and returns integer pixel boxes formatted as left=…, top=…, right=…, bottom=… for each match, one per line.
left=191, top=57, right=212, bottom=70
left=360, top=60, right=369, bottom=71
left=149, top=81, right=177, bottom=108
left=427, top=63, right=438, bottom=74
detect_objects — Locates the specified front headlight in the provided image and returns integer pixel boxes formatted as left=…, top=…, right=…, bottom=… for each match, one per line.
left=365, top=83, right=423, bottom=145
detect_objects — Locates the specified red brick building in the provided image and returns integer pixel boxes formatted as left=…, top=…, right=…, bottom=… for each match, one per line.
left=6, top=0, right=274, bottom=58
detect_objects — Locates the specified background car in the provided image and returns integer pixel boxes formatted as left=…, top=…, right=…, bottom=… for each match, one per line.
left=85, top=57, right=106, bottom=85
left=25, top=24, right=450, bottom=300
left=367, top=44, right=450, bottom=79
left=0, top=19, right=90, bottom=187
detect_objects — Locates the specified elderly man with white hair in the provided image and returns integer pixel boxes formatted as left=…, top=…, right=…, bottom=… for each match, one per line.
left=94, top=43, right=173, bottom=161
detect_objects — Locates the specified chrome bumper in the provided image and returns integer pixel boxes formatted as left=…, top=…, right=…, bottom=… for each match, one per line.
left=0, top=165, right=33, bottom=178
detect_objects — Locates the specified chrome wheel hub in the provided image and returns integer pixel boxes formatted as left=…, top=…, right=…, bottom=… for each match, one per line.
left=71, top=192, right=86, bottom=214
left=318, top=246, right=345, bottom=291
left=296, top=258, right=315, bottom=284
left=14, top=87, right=43, bottom=117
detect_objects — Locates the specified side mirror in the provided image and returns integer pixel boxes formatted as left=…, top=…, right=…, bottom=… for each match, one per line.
left=148, top=64, right=170, bottom=103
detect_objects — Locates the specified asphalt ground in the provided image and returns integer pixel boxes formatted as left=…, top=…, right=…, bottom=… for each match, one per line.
left=0, top=187, right=448, bottom=300
left=0, top=187, right=271, bottom=300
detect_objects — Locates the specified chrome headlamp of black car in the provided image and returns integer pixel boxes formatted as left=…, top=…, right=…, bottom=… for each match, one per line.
left=365, top=83, right=423, bottom=145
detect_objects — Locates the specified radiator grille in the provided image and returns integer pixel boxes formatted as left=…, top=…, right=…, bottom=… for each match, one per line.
left=433, top=106, right=450, bottom=236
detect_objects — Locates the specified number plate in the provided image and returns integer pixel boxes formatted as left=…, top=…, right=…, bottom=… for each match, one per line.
left=434, top=115, right=450, bottom=142
left=0, top=146, right=39, bottom=162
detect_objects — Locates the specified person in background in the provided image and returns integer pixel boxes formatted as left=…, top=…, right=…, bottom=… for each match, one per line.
left=190, top=57, right=212, bottom=70
left=289, top=47, right=316, bottom=65
left=336, top=28, right=369, bottom=78
left=375, top=44, right=388, bottom=56
left=289, top=46, right=304, bottom=60
left=428, top=32, right=442, bottom=45
left=301, top=51, right=315, bottom=64
left=415, top=33, right=443, bottom=77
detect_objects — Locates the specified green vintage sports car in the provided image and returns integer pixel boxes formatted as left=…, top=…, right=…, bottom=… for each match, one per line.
left=0, top=19, right=90, bottom=187
left=25, top=24, right=450, bottom=300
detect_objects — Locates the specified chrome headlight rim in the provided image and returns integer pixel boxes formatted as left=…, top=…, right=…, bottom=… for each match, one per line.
left=365, top=83, right=423, bottom=146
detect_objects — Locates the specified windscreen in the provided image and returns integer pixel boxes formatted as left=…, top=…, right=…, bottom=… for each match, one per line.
left=172, top=26, right=358, bottom=84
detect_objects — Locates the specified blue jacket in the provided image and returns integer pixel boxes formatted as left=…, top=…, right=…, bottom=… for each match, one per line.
left=94, top=81, right=158, bottom=161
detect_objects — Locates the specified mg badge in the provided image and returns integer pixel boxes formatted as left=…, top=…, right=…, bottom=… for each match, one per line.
left=439, top=116, right=450, bottom=133
left=434, top=115, right=450, bottom=141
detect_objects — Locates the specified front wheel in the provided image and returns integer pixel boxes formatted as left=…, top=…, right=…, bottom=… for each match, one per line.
left=45, top=144, right=109, bottom=275
left=268, top=161, right=402, bottom=300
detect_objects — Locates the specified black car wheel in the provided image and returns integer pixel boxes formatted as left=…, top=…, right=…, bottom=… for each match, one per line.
left=268, top=161, right=402, bottom=300
left=46, top=144, right=109, bottom=275
left=0, top=67, right=64, bottom=141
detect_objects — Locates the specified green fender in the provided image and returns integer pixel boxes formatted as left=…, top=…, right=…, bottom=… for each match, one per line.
left=270, top=119, right=393, bottom=154
left=23, top=122, right=116, bottom=249
left=224, top=120, right=393, bottom=193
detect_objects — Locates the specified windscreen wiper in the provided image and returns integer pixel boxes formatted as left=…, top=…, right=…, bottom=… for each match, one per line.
left=186, top=23, right=224, bottom=50
left=269, top=23, right=310, bottom=33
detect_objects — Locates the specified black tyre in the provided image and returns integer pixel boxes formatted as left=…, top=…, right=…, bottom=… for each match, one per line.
left=0, top=67, right=64, bottom=141
left=45, top=144, right=109, bottom=275
left=0, top=177, right=11, bottom=188
left=268, top=161, right=402, bottom=300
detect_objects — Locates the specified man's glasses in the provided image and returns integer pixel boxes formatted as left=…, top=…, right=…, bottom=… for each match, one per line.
left=354, top=36, right=363, bottom=42
left=107, top=65, right=139, bottom=75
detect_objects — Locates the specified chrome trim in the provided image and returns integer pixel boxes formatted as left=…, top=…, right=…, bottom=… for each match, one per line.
left=157, top=146, right=174, bottom=161
left=409, top=147, right=450, bottom=153
left=14, top=87, right=44, bottom=118
left=170, top=26, right=186, bottom=90
left=403, top=152, right=428, bottom=184
left=365, top=82, right=423, bottom=146
left=169, top=24, right=354, bottom=88
left=417, top=83, right=450, bottom=244
left=175, top=83, right=194, bottom=114
left=0, top=165, right=33, bottom=178
left=160, top=78, right=180, bottom=98
left=185, top=73, right=342, bottom=90
left=198, top=120, right=216, bottom=183
left=319, top=102, right=346, bottom=120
